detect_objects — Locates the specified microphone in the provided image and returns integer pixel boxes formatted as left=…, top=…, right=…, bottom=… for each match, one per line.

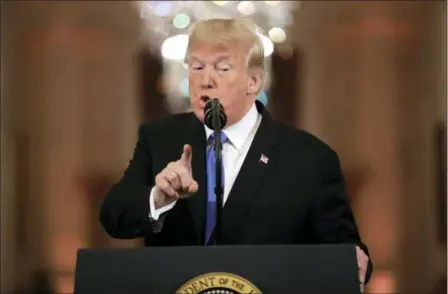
left=204, top=98, right=227, bottom=131
left=203, top=97, right=226, bottom=246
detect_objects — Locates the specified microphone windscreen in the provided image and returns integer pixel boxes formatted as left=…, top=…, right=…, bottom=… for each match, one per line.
left=204, top=98, right=226, bottom=130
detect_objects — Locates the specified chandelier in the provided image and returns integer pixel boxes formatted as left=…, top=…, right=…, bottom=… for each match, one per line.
left=132, top=1, right=301, bottom=112
left=134, top=1, right=300, bottom=58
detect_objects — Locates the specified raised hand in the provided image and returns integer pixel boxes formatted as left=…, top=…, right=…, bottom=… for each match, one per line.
left=153, top=144, right=198, bottom=209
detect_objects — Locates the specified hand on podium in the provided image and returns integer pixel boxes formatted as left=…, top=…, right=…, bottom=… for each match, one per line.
left=154, top=144, right=198, bottom=209
left=356, top=245, right=369, bottom=293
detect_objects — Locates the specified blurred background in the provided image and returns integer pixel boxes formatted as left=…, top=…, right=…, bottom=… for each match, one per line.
left=1, top=1, right=446, bottom=293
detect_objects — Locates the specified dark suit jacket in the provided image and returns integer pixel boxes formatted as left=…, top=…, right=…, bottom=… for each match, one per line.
left=100, top=101, right=373, bottom=283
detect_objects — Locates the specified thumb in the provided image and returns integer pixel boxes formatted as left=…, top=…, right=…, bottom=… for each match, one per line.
left=180, top=144, right=192, bottom=167
left=187, top=180, right=198, bottom=194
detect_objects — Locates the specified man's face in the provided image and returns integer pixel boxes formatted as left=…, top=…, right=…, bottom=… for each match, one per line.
left=187, top=42, right=260, bottom=126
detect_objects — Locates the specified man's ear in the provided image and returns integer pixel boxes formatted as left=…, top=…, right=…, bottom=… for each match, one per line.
left=247, top=69, right=263, bottom=95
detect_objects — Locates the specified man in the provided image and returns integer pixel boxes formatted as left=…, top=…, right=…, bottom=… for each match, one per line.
left=100, top=18, right=372, bottom=289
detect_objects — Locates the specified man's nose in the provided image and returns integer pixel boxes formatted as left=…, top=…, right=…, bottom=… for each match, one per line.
left=200, top=70, right=215, bottom=89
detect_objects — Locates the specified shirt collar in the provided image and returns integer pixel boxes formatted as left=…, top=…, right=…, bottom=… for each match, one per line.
left=204, top=103, right=258, bottom=151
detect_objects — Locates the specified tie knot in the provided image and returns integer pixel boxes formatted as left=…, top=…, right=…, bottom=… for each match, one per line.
left=209, top=131, right=228, bottom=143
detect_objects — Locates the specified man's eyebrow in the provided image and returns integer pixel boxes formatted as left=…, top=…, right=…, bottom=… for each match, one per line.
left=215, top=55, right=231, bottom=63
left=188, top=54, right=231, bottom=63
left=188, top=56, right=203, bottom=63
left=212, top=53, right=231, bottom=60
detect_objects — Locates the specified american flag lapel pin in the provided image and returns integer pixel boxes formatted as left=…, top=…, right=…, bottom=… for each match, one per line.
left=259, top=154, right=269, bottom=164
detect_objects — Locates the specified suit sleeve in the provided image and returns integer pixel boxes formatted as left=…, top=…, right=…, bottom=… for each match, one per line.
left=99, top=124, right=155, bottom=239
left=310, top=148, right=373, bottom=284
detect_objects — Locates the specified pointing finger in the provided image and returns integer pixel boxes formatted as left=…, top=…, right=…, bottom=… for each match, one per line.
left=180, top=144, right=192, bottom=167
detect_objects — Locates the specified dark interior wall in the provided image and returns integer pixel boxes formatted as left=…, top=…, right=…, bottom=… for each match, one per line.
left=139, top=49, right=169, bottom=122
left=268, top=46, right=302, bottom=128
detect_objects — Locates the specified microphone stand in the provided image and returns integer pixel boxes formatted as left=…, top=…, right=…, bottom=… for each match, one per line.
left=212, top=107, right=223, bottom=246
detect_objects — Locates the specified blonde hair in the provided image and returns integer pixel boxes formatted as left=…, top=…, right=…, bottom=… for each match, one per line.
left=185, top=18, right=266, bottom=77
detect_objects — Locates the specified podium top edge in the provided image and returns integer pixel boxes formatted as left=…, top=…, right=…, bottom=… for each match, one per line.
left=77, top=243, right=357, bottom=253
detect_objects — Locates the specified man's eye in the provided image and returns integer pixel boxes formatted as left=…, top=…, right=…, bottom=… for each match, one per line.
left=217, top=67, right=230, bottom=72
left=192, top=66, right=203, bottom=71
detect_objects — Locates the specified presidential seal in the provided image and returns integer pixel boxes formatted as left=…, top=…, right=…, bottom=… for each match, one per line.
left=176, top=272, right=262, bottom=294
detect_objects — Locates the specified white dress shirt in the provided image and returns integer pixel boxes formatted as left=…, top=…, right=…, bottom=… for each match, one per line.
left=149, top=103, right=261, bottom=221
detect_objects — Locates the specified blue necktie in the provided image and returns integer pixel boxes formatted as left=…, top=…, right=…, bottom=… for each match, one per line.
left=205, top=131, right=227, bottom=244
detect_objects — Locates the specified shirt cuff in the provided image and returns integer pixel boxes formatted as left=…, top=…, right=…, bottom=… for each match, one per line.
left=149, top=186, right=176, bottom=220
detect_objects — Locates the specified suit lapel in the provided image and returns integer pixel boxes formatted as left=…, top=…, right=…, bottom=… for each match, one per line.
left=222, top=102, right=279, bottom=238
left=183, top=115, right=207, bottom=244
